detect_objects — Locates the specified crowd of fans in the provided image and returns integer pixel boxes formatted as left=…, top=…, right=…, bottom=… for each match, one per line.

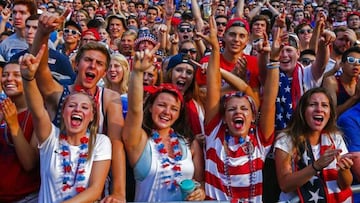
left=0, top=0, right=359, bottom=202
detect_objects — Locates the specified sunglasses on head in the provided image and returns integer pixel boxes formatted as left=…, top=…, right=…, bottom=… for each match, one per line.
left=299, top=29, right=313, bottom=34
left=180, top=48, right=197, bottom=54
left=216, top=22, right=227, bottom=27
left=179, top=27, right=192, bottom=33
left=64, top=28, right=80, bottom=35
left=229, top=21, right=247, bottom=29
left=346, top=56, right=360, bottom=64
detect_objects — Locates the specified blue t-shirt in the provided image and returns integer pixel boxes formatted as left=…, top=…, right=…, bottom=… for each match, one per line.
left=11, top=49, right=76, bottom=85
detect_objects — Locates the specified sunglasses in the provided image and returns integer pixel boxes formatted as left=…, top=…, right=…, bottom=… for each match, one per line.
left=179, top=27, right=192, bottom=33
left=64, top=28, right=81, bottom=35
left=299, top=29, right=313, bottom=34
left=346, top=56, right=360, bottom=64
left=216, top=22, right=227, bottom=27
left=337, top=9, right=346, bottom=12
left=180, top=48, right=197, bottom=54
left=299, top=58, right=314, bottom=66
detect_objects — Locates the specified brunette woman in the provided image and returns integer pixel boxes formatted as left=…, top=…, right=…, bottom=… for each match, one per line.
left=274, top=87, right=353, bottom=202
left=122, top=44, right=205, bottom=201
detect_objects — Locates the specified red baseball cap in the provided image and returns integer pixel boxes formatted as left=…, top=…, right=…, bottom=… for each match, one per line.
left=225, top=18, right=250, bottom=33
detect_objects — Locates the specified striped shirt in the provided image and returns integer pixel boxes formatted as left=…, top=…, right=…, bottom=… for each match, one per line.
left=204, top=114, right=273, bottom=202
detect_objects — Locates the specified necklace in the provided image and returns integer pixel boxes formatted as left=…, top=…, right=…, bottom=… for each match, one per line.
left=152, top=129, right=182, bottom=192
left=223, top=129, right=256, bottom=201
left=59, top=133, right=89, bottom=200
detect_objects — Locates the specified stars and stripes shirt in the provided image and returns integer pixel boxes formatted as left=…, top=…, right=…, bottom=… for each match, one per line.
left=204, top=114, right=274, bottom=202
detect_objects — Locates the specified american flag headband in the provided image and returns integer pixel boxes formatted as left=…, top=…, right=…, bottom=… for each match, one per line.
left=221, top=91, right=257, bottom=114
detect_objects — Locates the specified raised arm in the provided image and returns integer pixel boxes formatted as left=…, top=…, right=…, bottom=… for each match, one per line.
left=233, top=0, right=244, bottom=18
left=309, top=11, right=325, bottom=53
left=257, top=33, right=278, bottom=142
left=30, top=11, right=70, bottom=106
left=121, top=44, right=160, bottom=167
left=311, top=30, right=335, bottom=81
left=220, top=69, right=259, bottom=108
left=191, top=0, right=205, bottom=31
left=20, top=45, right=52, bottom=144
left=198, top=15, right=221, bottom=124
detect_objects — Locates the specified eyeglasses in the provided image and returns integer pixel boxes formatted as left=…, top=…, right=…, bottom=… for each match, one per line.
left=64, top=28, right=81, bottom=35
left=346, top=56, right=360, bottom=64
left=299, top=29, right=313, bottom=34
left=272, top=4, right=280, bottom=8
left=299, top=58, right=314, bottom=66
left=180, top=48, right=197, bottom=54
left=216, top=22, right=227, bottom=27
left=337, top=9, right=346, bottom=12
left=179, top=27, right=192, bottom=33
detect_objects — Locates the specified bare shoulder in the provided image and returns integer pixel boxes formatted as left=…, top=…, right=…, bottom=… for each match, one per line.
left=103, top=88, right=122, bottom=106
left=322, top=75, right=338, bottom=88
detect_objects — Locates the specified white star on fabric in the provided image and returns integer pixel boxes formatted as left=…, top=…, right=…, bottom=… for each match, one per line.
left=308, top=188, right=324, bottom=203
left=276, top=97, right=280, bottom=103
left=281, top=96, right=286, bottom=103
left=280, top=72, right=286, bottom=77
left=279, top=81, right=282, bottom=87
left=284, top=85, right=291, bottom=92
left=276, top=113, right=283, bottom=121
left=286, top=112, right=292, bottom=119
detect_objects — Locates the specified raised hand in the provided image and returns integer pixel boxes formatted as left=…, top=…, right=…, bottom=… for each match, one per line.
left=252, top=31, right=271, bottom=54
left=337, top=153, right=354, bottom=171
left=196, top=14, right=218, bottom=49
left=1, top=7, right=10, bottom=22
left=19, top=44, right=46, bottom=80
left=232, top=56, right=248, bottom=81
left=319, top=29, right=336, bottom=46
left=38, top=9, right=71, bottom=35
left=133, top=43, right=160, bottom=72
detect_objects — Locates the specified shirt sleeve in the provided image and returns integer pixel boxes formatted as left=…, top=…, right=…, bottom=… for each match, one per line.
left=93, top=134, right=112, bottom=161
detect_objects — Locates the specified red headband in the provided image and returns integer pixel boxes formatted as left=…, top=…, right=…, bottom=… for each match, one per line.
left=144, top=83, right=184, bottom=103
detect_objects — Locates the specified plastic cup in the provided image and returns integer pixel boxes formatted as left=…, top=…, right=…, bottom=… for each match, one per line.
left=179, top=179, right=200, bottom=200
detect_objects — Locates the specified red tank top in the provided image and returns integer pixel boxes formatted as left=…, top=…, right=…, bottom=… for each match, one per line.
left=0, top=110, right=40, bottom=202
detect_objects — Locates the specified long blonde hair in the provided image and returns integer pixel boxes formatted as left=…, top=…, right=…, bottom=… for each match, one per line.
left=104, top=53, right=130, bottom=94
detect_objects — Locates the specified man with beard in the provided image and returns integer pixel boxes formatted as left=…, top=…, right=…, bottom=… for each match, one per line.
left=327, top=26, right=357, bottom=74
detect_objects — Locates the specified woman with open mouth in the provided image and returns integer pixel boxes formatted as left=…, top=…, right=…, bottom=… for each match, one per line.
left=201, top=14, right=279, bottom=201
left=274, top=87, right=354, bottom=203
left=19, top=45, right=112, bottom=203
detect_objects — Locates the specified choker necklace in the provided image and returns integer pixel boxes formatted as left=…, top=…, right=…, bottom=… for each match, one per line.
left=223, top=128, right=256, bottom=201
left=59, top=133, right=89, bottom=200
left=152, top=128, right=182, bottom=192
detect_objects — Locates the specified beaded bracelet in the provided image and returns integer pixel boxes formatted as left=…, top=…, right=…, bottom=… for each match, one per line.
left=266, top=61, right=280, bottom=69
left=21, top=76, right=35, bottom=81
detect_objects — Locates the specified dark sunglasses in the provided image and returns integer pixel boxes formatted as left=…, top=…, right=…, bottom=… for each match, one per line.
left=216, top=22, right=227, bottom=27
left=179, top=27, right=192, bottom=33
left=299, top=29, right=313, bottom=34
left=64, top=28, right=80, bottom=35
left=180, top=48, right=197, bottom=54
left=299, top=58, right=314, bottom=66
left=337, top=9, right=346, bottom=12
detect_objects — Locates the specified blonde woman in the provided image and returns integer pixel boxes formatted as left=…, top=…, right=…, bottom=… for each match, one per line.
left=104, top=53, right=130, bottom=95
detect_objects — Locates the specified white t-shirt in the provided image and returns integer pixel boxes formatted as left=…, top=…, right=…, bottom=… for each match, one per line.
left=38, top=124, right=112, bottom=203
left=274, top=132, right=348, bottom=201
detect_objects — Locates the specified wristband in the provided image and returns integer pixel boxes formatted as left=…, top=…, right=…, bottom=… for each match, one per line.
left=312, top=162, right=321, bottom=174
left=266, top=61, right=280, bottom=69
left=22, top=76, right=35, bottom=81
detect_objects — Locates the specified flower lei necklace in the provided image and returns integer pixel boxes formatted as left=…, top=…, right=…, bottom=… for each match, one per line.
left=152, top=128, right=182, bottom=192
left=223, top=127, right=256, bottom=201
left=59, top=133, right=89, bottom=200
